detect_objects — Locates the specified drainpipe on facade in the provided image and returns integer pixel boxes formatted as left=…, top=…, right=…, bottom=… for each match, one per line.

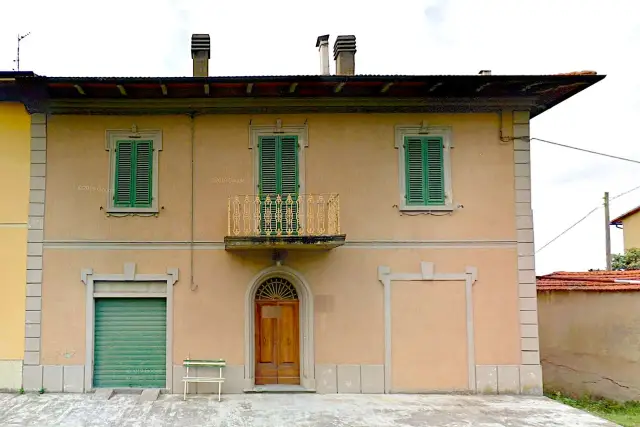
left=189, top=113, right=197, bottom=291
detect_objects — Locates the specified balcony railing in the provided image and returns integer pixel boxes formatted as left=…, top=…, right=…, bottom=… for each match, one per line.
left=227, top=193, right=341, bottom=237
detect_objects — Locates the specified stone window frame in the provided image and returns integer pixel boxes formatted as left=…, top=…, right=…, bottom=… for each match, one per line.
left=248, top=124, right=308, bottom=198
left=105, top=129, right=163, bottom=214
left=81, top=263, right=179, bottom=392
left=394, top=124, right=454, bottom=212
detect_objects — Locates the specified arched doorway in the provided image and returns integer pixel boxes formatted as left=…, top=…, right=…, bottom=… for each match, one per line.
left=254, top=277, right=300, bottom=385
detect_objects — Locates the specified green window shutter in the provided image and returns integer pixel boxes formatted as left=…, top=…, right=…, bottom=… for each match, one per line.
left=259, top=136, right=278, bottom=235
left=404, top=137, right=426, bottom=205
left=279, top=135, right=298, bottom=196
left=404, top=136, right=445, bottom=206
left=279, top=135, right=299, bottom=234
left=133, top=140, right=153, bottom=207
left=259, top=136, right=278, bottom=196
left=258, top=135, right=299, bottom=235
left=424, top=137, right=445, bottom=205
left=113, top=140, right=153, bottom=208
left=114, top=141, right=134, bottom=207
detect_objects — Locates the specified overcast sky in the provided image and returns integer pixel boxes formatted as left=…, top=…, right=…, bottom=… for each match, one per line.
left=1, top=0, right=638, bottom=274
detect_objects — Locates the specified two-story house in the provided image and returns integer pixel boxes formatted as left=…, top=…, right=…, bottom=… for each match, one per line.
left=0, top=72, right=33, bottom=390
left=12, top=34, right=604, bottom=395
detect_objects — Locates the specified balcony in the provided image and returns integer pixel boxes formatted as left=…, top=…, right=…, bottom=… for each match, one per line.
left=225, top=193, right=346, bottom=250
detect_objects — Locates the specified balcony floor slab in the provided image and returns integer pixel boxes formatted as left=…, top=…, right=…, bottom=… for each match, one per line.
left=224, top=235, right=346, bottom=250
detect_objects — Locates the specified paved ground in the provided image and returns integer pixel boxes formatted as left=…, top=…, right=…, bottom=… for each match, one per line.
left=0, top=393, right=617, bottom=427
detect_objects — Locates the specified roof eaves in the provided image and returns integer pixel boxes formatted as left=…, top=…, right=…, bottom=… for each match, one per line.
left=0, top=71, right=35, bottom=79
left=14, top=73, right=606, bottom=117
left=537, top=283, right=640, bottom=291
left=610, top=205, right=640, bottom=225
left=17, top=73, right=606, bottom=83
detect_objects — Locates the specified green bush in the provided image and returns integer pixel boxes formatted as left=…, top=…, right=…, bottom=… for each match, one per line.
left=613, top=248, right=640, bottom=270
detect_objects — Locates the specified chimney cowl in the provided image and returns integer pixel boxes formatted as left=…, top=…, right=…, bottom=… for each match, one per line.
left=316, top=34, right=329, bottom=47
left=333, top=35, right=356, bottom=76
left=333, top=35, right=356, bottom=59
left=191, top=34, right=211, bottom=59
left=316, top=34, right=330, bottom=75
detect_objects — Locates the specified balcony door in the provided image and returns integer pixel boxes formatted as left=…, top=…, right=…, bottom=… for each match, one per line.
left=258, top=135, right=299, bottom=235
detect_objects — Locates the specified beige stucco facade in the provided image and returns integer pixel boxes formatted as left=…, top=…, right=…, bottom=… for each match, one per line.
left=538, top=290, right=640, bottom=401
left=0, top=102, right=30, bottom=390
left=44, top=114, right=516, bottom=242
left=21, top=111, right=541, bottom=395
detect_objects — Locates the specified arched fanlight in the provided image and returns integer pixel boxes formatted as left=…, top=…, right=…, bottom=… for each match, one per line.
left=255, top=277, right=298, bottom=300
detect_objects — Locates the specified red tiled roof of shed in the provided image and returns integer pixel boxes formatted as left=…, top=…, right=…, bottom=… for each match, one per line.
left=537, top=271, right=640, bottom=292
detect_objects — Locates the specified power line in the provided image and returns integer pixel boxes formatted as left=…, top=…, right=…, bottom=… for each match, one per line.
left=611, top=183, right=640, bottom=201
left=536, top=206, right=601, bottom=254
left=530, top=138, right=640, bottom=165
left=535, top=185, right=640, bottom=254
left=531, top=137, right=640, bottom=254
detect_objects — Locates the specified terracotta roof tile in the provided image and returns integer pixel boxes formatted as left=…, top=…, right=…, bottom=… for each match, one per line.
left=537, top=270, right=640, bottom=292
left=554, top=71, right=598, bottom=76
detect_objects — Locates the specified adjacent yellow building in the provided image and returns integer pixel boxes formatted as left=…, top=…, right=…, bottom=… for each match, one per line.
left=0, top=73, right=32, bottom=389
left=611, top=206, right=640, bottom=251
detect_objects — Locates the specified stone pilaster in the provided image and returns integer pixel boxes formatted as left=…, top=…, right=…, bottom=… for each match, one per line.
left=23, top=113, right=46, bottom=391
left=513, top=111, right=542, bottom=395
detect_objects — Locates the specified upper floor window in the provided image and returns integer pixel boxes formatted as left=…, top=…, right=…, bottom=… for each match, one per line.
left=258, top=135, right=299, bottom=197
left=395, top=125, right=453, bottom=211
left=258, top=134, right=300, bottom=234
left=249, top=124, right=308, bottom=197
left=106, top=130, right=162, bottom=214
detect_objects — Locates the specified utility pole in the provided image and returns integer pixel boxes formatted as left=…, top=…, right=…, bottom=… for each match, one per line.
left=604, top=191, right=612, bottom=270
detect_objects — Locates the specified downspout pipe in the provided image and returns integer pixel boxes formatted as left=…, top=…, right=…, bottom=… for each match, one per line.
left=189, top=113, right=197, bottom=291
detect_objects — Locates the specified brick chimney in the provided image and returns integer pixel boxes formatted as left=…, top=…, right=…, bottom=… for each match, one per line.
left=333, top=35, right=356, bottom=76
left=191, top=34, right=210, bottom=77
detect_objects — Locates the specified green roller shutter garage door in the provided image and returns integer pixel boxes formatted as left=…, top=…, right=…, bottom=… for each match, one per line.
left=93, top=298, right=167, bottom=388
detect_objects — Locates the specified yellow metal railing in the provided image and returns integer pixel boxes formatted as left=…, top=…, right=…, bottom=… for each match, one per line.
left=227, top=193, right=341, bottom=237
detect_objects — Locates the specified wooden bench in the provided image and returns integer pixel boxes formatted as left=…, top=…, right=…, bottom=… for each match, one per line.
left=182, top=358, right=226, bottom=401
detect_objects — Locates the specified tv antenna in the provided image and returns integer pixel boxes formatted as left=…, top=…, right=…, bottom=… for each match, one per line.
left=13, top=32, right=31, bottom=71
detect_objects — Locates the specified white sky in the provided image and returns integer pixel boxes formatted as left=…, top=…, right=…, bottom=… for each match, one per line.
left=1, top=0, right=638, bottom=274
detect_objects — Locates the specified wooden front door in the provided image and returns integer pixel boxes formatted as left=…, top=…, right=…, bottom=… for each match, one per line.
left=255, top=278, right=300, bottom=385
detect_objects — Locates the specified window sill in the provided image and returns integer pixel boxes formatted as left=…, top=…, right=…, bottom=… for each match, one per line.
left=106, top=207, right=159, bottom=215
left=399, top=204, right=455, bottom=212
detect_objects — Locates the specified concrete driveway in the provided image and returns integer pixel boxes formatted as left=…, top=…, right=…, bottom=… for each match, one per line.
left=0, top=392, right=617, bottom=427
